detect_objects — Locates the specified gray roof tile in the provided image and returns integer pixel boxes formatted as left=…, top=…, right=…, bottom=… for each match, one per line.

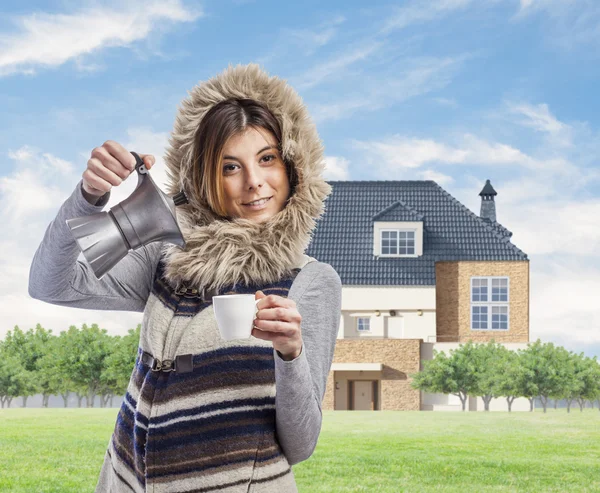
left=306, top=180, right=528, bottom=286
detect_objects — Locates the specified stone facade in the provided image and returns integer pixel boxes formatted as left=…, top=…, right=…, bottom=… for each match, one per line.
left=323, top=339, right=421, bottom=411
left=435, top=260, right=529, bottom=343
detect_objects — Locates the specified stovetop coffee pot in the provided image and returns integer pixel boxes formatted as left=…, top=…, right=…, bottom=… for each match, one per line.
left=66, top=151, right=188, bottom=279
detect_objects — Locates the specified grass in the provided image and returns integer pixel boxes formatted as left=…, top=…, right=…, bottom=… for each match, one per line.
left=0, top=408, right=599, bottom=492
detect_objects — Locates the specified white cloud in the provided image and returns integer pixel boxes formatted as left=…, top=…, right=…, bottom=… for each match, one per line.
left=312, top=55, right=468, bottom=123
left=256, top=15, right=347, bottom=65
left=323, top=156, right=350, bottom=180
left=519, top=0, right=536, bottom=10
left=512, top=0, right=600, bottom=51
left=350, top=132, right=573, bottom=174
left=0, top=1, right=202, bottom=77
left=0, top=128, right=171, bottom=339
left=488, top=194, right=600, bottom=257
left=529, top=255, right=600, bottom=345
left=433, top=97, right=459, bottom=108
left=291, top=40, right=385, bottom=91
left=419, top=169, right=454, bottom=185
left=380, top=0, right=476, bottom=34
left=1, top=147, right=77, bottom=226
left=507, top=102, right=573, bottom=147
left=281, top=15, right=346, bottom=56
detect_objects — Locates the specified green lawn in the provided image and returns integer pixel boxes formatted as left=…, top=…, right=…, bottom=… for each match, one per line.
left=0, top=408, right=599, bottom=492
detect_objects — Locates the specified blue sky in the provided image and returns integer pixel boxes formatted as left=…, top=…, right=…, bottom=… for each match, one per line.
left=1, top=0, right=599, bottom=360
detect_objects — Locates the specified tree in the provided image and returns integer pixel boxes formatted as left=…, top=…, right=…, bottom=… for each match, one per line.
left=560, top=350, right=585, bottom=413
left=56, top=324, right=113, bottom=408
left=37, top=333, right=74, bottom=407
left=469, top=340, right=511, bottom=411
left=578, top=356, right=600, bottom=411
left=1, top=326, right=51, bottom=406
left=519, top=340, right=571, bottom=413
left=411, top=340, right=481, bottom=411
left=101, top=325, right=141, bottom=407
left=0, top=352, right=36, bottom=408
left=491, top=349, right=527, bottom=412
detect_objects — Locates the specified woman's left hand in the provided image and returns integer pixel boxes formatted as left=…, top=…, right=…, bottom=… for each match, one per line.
left=252, top=290, right=303, bottom=361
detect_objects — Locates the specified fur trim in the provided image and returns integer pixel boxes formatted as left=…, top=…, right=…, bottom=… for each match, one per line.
left=160, top=63, right=330, bottom=294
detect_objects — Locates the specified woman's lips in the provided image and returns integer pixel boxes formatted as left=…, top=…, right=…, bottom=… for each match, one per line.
left=243, top=196, right=272, bottom=210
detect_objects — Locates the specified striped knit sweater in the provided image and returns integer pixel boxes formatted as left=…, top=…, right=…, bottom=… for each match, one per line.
left=95, top=260, right=309, bottom=492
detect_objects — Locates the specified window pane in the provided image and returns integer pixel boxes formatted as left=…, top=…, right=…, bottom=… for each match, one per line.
left=480, top=282, right=488, bottom=302
left=472, top=306, right=488, bottom=329
left=480, top=306, right=488, bottom=328
left=491, top=306, right=508, bottom=329
left=492, top=287, right=500, bottom=301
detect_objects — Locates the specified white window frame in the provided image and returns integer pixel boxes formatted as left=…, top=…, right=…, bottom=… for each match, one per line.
left=357, top=317, right=371, bottom=332
left=470, top=276, right=510, bottom=331
left=379, top=229, right=416, bottom=257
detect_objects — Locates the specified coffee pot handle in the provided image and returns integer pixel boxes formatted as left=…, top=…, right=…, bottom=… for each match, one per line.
left=129, top=150, right=189, bottom=207
left=130, top=151, right=148, bottom=174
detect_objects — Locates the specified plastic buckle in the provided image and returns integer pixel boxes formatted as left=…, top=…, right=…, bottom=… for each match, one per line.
left=175, top=285, right=199, bottom=298
left=148, top=353, right=193, bottom=374
left=150, top=358, right=162, bottom=372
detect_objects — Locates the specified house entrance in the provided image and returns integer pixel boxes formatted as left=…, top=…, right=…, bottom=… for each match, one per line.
left=348, top=380, right=379, bottom=410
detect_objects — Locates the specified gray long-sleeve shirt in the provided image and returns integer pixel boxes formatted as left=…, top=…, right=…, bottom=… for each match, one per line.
left=28, top=179, right=342, bottom=465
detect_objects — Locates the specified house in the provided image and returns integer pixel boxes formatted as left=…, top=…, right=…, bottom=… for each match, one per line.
left=306, top=179, right=531, bottom=411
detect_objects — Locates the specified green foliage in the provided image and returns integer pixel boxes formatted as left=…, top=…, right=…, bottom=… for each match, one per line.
left=410, top=338, right=600, bottom=412
left=101, top=325, right=141, bottom=402
left=0, top=324, right=140, bottom=407
left=411, top=345, right=475, bottom=410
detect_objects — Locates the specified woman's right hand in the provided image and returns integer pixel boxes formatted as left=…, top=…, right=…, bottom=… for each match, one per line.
left=82, top=140, right=156, bottom=197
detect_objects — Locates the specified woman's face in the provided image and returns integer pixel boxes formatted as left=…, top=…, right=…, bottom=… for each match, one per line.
left=221, top=126, right=290, bottom=223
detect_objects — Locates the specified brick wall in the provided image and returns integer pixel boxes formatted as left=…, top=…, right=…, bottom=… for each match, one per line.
left=323, top=339, right=421, bottom=411
left=435, top=260, right=529, bottom=343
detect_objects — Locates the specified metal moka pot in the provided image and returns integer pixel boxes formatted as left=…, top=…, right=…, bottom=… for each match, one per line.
left=66, top=151, right=189, bottom=280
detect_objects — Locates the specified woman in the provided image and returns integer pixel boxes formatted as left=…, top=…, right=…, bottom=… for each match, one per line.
left=28, top=63, right=342, bottom=492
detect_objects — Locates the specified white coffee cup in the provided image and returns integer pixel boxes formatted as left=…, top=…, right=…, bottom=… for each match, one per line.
left=212, top=294, right=260, bottom=341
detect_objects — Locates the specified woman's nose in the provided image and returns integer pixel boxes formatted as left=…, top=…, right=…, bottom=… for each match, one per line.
left=245, top=164, right=264, bottom=189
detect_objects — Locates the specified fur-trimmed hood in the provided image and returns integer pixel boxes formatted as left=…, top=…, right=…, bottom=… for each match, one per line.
left=159, top=63, right=331, bottom=295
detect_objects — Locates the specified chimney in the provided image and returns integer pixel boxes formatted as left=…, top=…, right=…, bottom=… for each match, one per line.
left=479, top=179, right=497, bottom=222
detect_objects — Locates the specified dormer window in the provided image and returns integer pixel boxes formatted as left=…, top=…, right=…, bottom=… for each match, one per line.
left=381, top=230, right=415, bottom=255
left=372, top=200, right=424, bottom=258
left=373, top=221, right=422, bottom=258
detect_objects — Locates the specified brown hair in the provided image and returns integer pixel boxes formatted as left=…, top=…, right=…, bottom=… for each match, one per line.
left=191, top=98, right=298, bottom=217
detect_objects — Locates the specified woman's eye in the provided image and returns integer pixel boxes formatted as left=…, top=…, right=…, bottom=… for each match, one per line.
left=223, top=164, right=238, bottom=173
left=262, top=154, right=276, bottom=163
